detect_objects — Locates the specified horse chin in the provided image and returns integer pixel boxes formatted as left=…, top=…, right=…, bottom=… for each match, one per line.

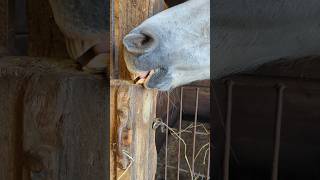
left=144, top=71, right=173, bottom=91
left=145, top=79, right=173, bottom=91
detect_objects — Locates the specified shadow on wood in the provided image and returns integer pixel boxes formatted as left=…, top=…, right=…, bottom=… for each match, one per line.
left=0, top=56, right=108, bottom=180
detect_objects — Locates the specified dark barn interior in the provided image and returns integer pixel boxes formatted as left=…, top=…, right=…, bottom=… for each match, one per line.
left=213, top=57, right=320, bottom=180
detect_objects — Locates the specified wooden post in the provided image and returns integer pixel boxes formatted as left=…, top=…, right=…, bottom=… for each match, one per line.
left=0, top=0, right=14, bottom=55
left=0, top=2, right=15, bottom=178
left=110, top=81, right=158, bottom=180
left=110, top=0, right=166, bottom=179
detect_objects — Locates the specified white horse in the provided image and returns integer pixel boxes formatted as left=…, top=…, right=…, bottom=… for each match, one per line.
left=124, top=0, right=320, bottom=91
left=49, top=0, right=320, bottom=91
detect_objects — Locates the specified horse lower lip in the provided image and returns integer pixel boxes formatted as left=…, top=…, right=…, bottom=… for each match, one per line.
left=143, top=69, right=155, bottom=86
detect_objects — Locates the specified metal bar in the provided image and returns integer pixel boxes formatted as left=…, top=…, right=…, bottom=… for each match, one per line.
left=219, top=75, right=320, bottom=90
left=223, top=80, right=234, bottom=180
left=206, top=141, right=211, bottom=180
left=177, top=87, right=184, bottom=180
left=165, top=91, right=170, bottom=180
left=213, top=89, right=240, bottom=166
left=176, top=130, right=209, bottom=136
left=271, top=84, right=285, bottom=180
left=192, top=88, right=200, bottom=178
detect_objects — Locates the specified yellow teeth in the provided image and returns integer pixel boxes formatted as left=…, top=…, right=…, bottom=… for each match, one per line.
left=135, top=78, right=146, bottom=84
left=133, top=69, right=155, bottom=86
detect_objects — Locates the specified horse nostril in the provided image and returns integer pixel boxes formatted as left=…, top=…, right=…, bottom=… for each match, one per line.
left=132, top=34, right=151, bottom=48
left=141, top=35, right=151, bottom=46
left=123, top=31, right=158, bottom=55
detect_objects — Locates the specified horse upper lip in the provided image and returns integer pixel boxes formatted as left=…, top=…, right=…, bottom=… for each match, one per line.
left=132, top=71, right=149, bottom=80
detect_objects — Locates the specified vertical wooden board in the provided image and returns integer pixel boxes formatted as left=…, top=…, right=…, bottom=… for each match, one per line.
left=110, top=80, right=158, bottom=180
left=130, top=87, right=158, bottom=180
left=110, top=81, right=119, bottom=180
left=27, top=0, right=68, bottom=57
left=22, top=75, right=108, bottom=180
left=110, top=81, right=132, bottom=180
left=111, top=0, right=166, bottom=79
left=0, top=0, right=14, bottom=54
left=0, top=0, right=8, bottom=51
left=0, top=74, right=24, bottom=180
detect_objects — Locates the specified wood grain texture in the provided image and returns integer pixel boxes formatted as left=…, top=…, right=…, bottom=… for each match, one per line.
left=111, top=0, right=166, bottom=79
left=110, top=80, right=158, bottom=180
left=0, top=56, right=108, bottom=180
left=0, top=56, right=21, bottom=180
left=110, top=1, right=166, bottom=179
left=0, top=0, right=14, bottom=55
left=0, top=0, right=8, bottom=52
left=27, top=0, right=68, bottom=58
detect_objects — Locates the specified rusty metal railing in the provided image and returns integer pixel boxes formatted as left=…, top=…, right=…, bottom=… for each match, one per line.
left=219, top=76, right=289, bottom=180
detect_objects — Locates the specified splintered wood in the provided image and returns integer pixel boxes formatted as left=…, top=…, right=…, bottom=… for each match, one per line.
left=110, top=80, right=158, bottom=180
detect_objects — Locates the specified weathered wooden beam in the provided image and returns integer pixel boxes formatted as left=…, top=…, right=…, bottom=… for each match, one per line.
left=27, top=0, right=68, bottom=57
left=0, top=56, right=108, bottom=180
left=110, top=80, right=158, bottom=180
left=110, top=0, right=166, bottom=79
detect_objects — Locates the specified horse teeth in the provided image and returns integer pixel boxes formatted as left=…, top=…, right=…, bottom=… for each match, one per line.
left=133, top=69, right=156, bottom=85
left=136, top=78, right=145, bottom=84
left=131, top=71, right=149, bottom=81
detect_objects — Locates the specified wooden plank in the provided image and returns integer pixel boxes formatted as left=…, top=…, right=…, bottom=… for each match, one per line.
left=0, top=0, right=14, bottom=55
left=0, top=56, right=108, bottom=180
left=111, top=0, right=166, bottom=79
left=26, top=0, right=68, bottom=57
left=110, top=80, right=158, bottom=180
left=0, top=57, right=21, bottom=180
